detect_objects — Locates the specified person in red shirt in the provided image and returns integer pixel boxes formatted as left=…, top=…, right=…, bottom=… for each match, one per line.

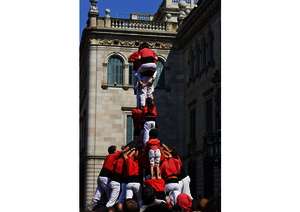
left=131, top=107, right=144, bottom=144
left=175, top=193, right=193, bottom=212
left=145, top=128, right=162, bottom=179
left=144, top=178, right=166, bottom=201
left=114, top=146, right=131, bottom=211
left=160, top=147, right=182, bottom=207
left=124, top=147, right=143, bottom=206
left=128, top=51, right=142, bottom=96
left=142, top=97, right=158, bottom=145
left=135, top=43, right=158, bottom=108
left=92, top=145, right=120, bottom=210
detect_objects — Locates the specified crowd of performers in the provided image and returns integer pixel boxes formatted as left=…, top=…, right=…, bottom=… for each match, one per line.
left=91, top=43, right=193, bottom=212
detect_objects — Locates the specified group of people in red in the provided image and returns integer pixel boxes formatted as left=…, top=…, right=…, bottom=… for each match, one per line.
left=90, top=43, right=193, bottom=212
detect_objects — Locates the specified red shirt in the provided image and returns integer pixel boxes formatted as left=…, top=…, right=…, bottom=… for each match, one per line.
left=146, top=138, right=161, bottom=151
left=144, top=178, right=165, bottom=192
left=114, top=156, right=125, bottom=175
left=143, top=105, right=158, bottom=120
left=129, top=51, right=140, bottom=62
left=102, top=150, right=121, bottom=172
left=160, top=157, right=182, bottom=179
left=129, top=51, right=142, bottom=70
left=138, top=48, right=158, bottom=61
left=132, top=108, right=144, bottom=131
left=126, top=156, right=140, bottom=177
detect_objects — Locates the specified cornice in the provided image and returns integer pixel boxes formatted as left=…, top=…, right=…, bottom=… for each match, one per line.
left=89, top=38, right=173, bottom=50
left=89, top=28, right=177, bottom=39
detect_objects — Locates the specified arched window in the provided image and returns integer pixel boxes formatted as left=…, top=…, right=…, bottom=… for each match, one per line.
left=154, top=59, right=165, bottom=89
left=107, top=55, right=124, bottom=86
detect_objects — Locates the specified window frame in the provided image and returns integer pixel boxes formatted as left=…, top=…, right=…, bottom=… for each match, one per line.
left=107, top=55, right=125, bottom=86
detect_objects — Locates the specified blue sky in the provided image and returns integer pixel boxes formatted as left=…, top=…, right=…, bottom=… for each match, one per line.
left=80, top=0, right=163, bottom=35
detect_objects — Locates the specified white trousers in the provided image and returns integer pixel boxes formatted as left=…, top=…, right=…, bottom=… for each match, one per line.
left=106, top=180, right=121, bottom=208
left=165, top=182, right=181, bottom=206
left=148, top=148, right=161, bottom=165
left=178, top=176, right=193, bottom=199
left=126, top=182, right=142, bottom=206
left=136, top=83, right=154, bottom=108
left=93, top=176, right=110, bottom=202
left=143, top=121, right=156, bottom=144
left=137, top=63, right=157, bottom=73
left=118, top=183, right=127, bottom=204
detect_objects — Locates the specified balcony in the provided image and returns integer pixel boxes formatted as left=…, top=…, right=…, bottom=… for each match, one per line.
left=93, top=16, right=178, bottom=33
left=110, top=18, right=167, bottom=31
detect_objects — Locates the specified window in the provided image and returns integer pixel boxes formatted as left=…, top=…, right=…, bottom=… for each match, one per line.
left=154, top=59, right=166, bottom=89
left=107, top=55, right=124, bottom=86
left=126, top=115, right=134, bottom=144
left=190, top=108, right=196, bottom=143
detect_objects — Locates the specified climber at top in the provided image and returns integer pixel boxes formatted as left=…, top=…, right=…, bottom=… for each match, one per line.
left=128, top=42, right=158, bottom=108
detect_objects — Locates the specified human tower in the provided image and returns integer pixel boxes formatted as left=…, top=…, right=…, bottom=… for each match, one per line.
left=91, top=43, right=193, bottom=211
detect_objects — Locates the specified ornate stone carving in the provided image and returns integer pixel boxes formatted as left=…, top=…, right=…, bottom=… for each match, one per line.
left=89, top=38, right=173, bottom=49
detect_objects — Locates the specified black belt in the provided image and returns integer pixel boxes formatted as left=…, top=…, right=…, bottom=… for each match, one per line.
left=166, top=178, right=179, bottom=184
left=110, top=173, right=122, bottom=183
left=99, top=168, right=112, bottom=178
left=145, top=117, right=156, bottom=122
left=140, top=57, right=156, bottom=64
left=125, top=176, right=142, bottom=183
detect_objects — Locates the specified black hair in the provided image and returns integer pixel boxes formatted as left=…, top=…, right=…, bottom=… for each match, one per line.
left=139, top=42, right=150, bottom=50
left=149, top=128, right=159, bottom=139
left=123, top=199, right=139, bottom=212
left=108, top=145, right=116, bottom=154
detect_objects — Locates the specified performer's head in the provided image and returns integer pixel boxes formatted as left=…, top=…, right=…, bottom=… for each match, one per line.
left=149, top=128, right=159, bottom=139
left=107, top=145, right=116, bottom=154
left=123, top=198, right=139, bottom=212
left=139, top=42, right=150, bottom=50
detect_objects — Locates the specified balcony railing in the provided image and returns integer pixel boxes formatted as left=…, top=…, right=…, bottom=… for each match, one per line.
left=110, top=18, right=167, bottom=31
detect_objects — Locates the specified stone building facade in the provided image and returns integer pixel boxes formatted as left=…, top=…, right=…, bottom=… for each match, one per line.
left=80, top=0, right=220, bottom=210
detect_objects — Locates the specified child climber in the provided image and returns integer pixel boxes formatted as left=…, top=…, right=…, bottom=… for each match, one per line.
left=142, top=97, right=158, bottom=145
left=136, top=43, right=158, bottom=108
left=145, top=128, right=162, bottom=180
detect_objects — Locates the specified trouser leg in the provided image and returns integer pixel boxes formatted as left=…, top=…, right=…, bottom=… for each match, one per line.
left=126, top=183, right=134, bottom=199
left=134, top=183, right=142, bottom=207
left=93, top=176, right=109, bottom=202
left=165, top=183, right=181, bottom=206
left=182, top=176, right=193, bottom=199
left=106, top=181, right=120, bottom=208
left=143, top=121, right=155, bottom=144
left=118, top=183, right=127, bottom=204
